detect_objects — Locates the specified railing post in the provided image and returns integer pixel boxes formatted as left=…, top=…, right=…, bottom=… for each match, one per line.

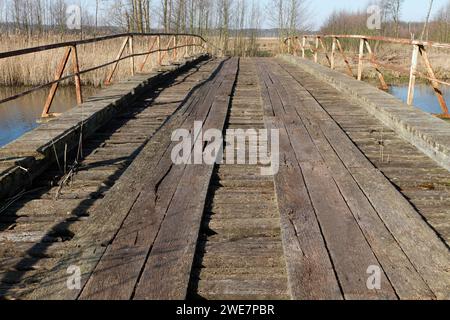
left=302, top=36, right=306, bottom=58
left=157, top=35, right=162, bottom=65
left=173, top=35, right=178, bottom=60
left=42, top=46, right=72, bottom=117
left=331, top=37, right=336, bottom=69
left=314, top=36, right=319, bottom=63
left=71, top=45, right=83, bottom=105
left=357, top=38, right=365, bottom=81
left=407, top=44, right=420, bottom=105
left=204, top=39, right=208, bottom=55
left=129, top=35, right=135, bottom=76
left=185, top=36, right=189, bottom=57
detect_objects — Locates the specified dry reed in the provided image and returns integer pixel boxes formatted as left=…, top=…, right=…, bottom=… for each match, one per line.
left=0, top=34, right=189, bottom=87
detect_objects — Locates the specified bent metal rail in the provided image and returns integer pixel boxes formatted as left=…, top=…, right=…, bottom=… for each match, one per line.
left=0, top=33, right=212, bottom=118
left=283, top=34, right=450, bottom=119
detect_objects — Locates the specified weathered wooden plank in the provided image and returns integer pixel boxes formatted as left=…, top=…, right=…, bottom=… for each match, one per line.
left=19, top=59, right=225, bottom=300
left=258, top=59, right=398, bottom=299
left=255, top=59, right=343, bottom=300
left=79, top=58, right=236, bottom=300
left=132, top=58, right=238, bottom=300
left=279, top=59, right=450, bottom=300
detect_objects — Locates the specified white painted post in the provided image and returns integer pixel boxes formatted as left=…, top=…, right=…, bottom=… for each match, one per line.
left=302, top=36, right=306, bottom=58
left=331, top=37, right=336, bottom=70
left=357, top=38, right=365, bottom=81
left=407, top=44, right=420, bottom=106
left=314, top=36, right=319, bottom=63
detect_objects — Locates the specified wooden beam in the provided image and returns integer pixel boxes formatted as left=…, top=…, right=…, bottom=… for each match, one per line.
left=331, top=37, right=336, bottom=69
left=357, top=38, right=365, bottom=81
left=71, top=45, right=83, bottom=105
left=302, top=36, right=306, bottom=58
left=407, top=44, right=420, bottom=106
left=173, top=35, right=177, bottom=60
left=129, top=35, right=135, bottom=76
left=157, top=35, right=162, bottom=65
left=314, top=36, right=319, bottom=63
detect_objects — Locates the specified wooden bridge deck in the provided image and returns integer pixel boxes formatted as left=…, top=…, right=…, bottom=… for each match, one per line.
left=0, top=57, right=449, bottom=300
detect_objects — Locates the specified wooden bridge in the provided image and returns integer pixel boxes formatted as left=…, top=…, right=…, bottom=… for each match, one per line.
left=0, top=34, right=449, bottom=300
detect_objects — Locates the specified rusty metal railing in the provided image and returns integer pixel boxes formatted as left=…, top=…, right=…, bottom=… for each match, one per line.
left=283, top=34, right=450, bottom=119
left=0, top=33, right=212, bottom=118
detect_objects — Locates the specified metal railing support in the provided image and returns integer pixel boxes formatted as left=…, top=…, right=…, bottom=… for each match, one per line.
left=42, top=47, right=72, bottom=118
left=105, top=37, right=129, bottom=85
left=0, top=33, right=211, bottom=118
left=283, top=34, right=450, bottom=118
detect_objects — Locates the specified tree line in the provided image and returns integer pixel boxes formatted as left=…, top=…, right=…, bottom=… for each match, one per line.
left=321, top=0, right=450, bottom=43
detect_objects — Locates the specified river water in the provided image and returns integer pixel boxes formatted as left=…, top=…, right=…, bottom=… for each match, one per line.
left=389, top=84, right=450, bottom=115
left=0, top=86, right=97, bottom=148
left=0, top=84, right=449, bottom=148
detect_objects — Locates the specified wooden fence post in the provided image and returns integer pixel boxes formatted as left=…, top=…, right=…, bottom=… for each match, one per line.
left=407, top=44, right=420, bottom=105
left=157, top=35, right=162, bottom=65
left=331, top=37, right=336, bottom=69
left=357, top=38, right=365, bottom=81
left=302, top=36, right=306, bottom=58
left=71, top=45, right=83, bottom=105
left=173, top=35, right=177, bottom=60
left=314, top=36, right=319, bottom=63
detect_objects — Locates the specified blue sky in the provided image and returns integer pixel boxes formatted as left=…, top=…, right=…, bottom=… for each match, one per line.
left=305, top=0, right=449, bottom=30
left=81, top=0, right=450, bottom=30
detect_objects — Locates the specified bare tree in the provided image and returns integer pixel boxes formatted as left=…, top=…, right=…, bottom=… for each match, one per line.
left=384, top=0, right=404, bottom=37
left=421, top=0, right=434, bottom=40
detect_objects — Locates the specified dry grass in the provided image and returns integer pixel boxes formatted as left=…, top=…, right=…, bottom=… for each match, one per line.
left=0, top=34, right=186, bottom=87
